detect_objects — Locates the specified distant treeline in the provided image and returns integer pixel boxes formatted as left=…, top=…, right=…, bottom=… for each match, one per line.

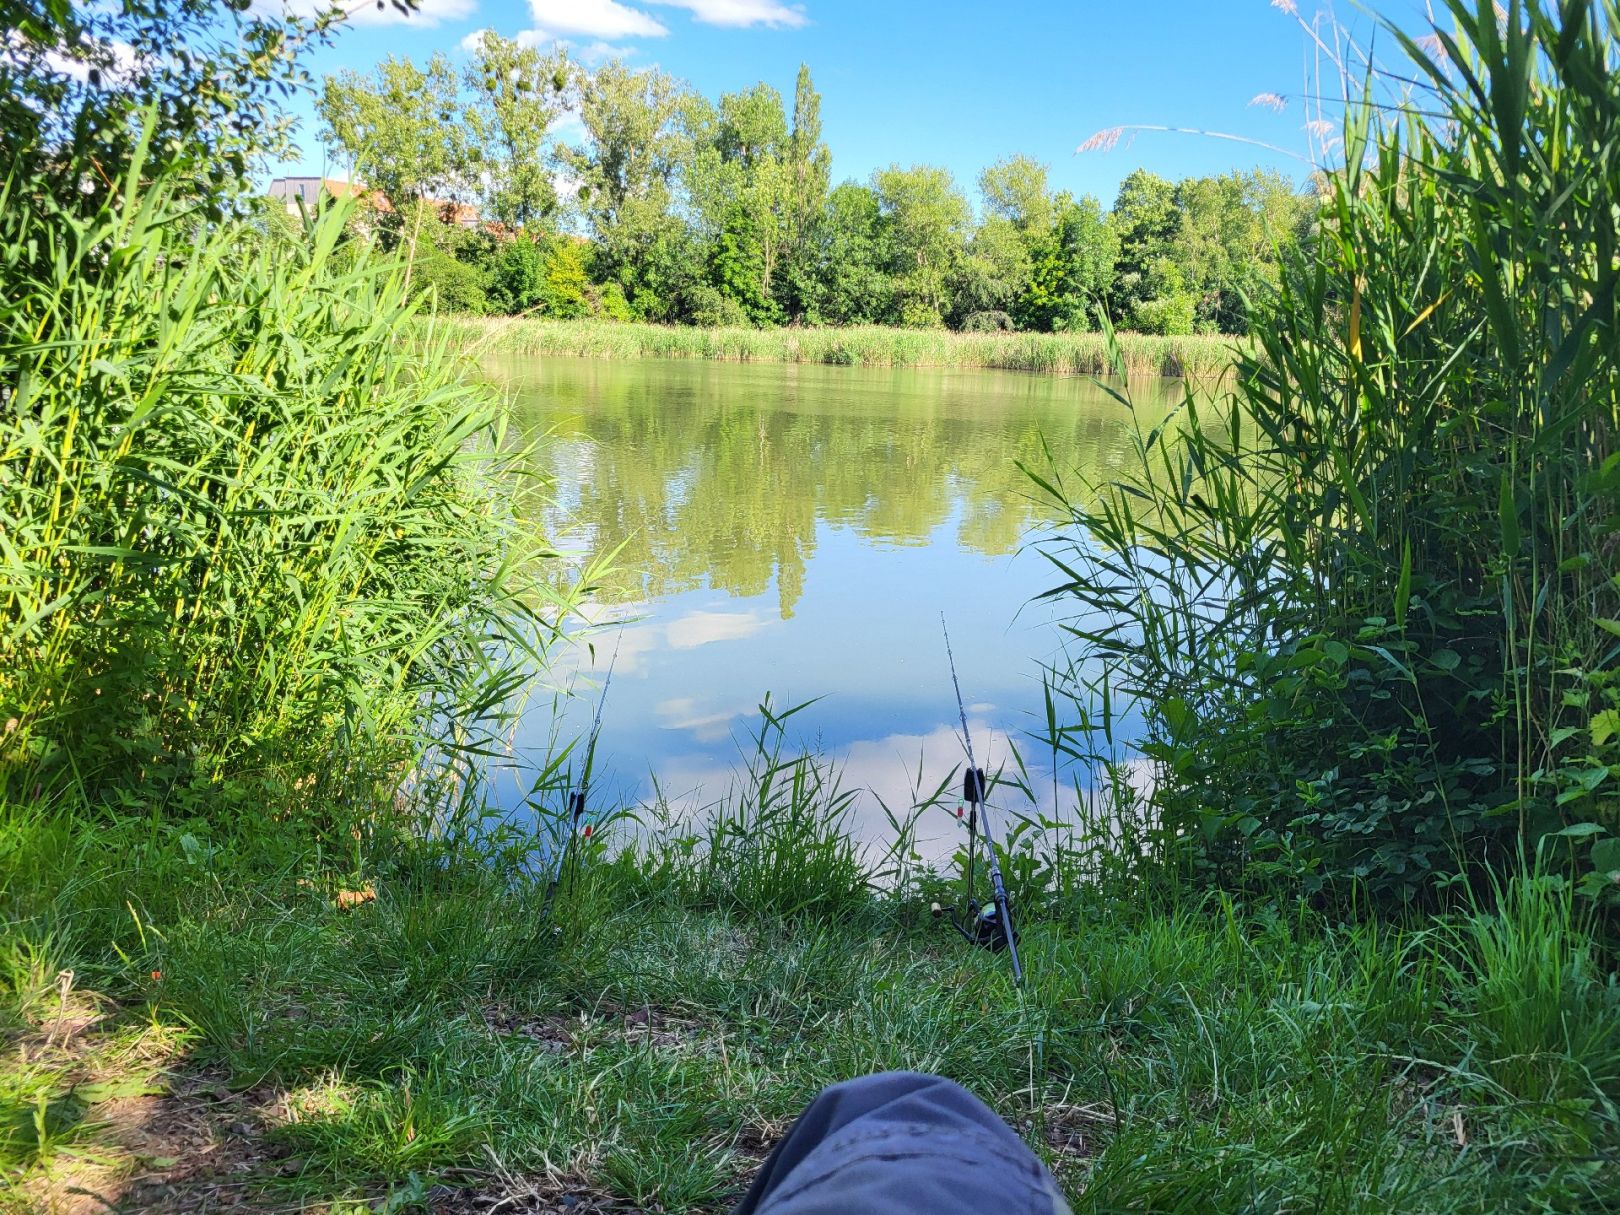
left=313, top=46, right=1318, bottom=335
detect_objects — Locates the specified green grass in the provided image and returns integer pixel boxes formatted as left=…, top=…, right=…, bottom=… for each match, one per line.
left=3, top=790, right=1616, bottom=1214
left=440, top=316, right=1241, bottom=379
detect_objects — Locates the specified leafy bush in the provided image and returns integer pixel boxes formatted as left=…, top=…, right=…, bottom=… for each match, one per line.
left=960, top=310, right=1015, bottom=333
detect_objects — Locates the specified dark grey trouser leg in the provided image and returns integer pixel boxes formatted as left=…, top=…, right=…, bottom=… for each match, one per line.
left=731, top=1071, right=1071, bottom=1215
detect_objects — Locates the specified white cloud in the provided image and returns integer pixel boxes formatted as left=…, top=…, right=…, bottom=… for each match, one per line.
left=579, top=39, right=637, bottom=60
left=648, top=0, right=807, bottom=27
left=264, top=0, right=477, bottom=28
left=526, top=0, right=668, bottom=38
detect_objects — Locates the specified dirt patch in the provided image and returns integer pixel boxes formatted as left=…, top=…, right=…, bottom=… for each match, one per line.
left=9, top=998, right=290, bottom=1215
left=1042, top=1101, right=1112, bottom=1171
left=729, top=1119, right=787, bottom=1170
left=480, top=1004, right=577, bottom=1053
left=429, top=1173, right=653, bottom=1215
left=479, top=1003, right=707, bottom=1053
left=109, top=1072, right=293, bottom=1214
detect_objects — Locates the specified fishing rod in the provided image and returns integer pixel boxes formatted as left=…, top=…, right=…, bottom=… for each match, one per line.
left=541, top=629, right=622, bottom=919
left=931, top=614, right=1025, bottom=986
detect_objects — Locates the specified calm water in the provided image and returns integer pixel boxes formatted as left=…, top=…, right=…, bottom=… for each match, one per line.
left=487, top=355, right=1170, bottom=854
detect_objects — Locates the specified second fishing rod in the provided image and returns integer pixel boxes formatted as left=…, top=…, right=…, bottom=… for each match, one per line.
left=542, top=629, right=622, bottom=922
left=932, top=614, right=1025, bottom=987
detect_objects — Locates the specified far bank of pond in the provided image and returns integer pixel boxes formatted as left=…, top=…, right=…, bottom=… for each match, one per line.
left=487, top=354, right=1177, bottom=852
left=446, top=316, right=1240, bottom=380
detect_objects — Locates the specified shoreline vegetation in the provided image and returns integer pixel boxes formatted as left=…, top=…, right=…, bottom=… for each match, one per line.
left=446, top=316, right=1240, bottom=379
left=4, top=0, right=1620, bottom=1213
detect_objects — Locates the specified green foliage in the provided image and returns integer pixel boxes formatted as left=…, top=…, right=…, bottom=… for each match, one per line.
left=1036, top=0, right=1620, bottom=907
left=305, top=47, right=1310, bottom=335
left=404, top=208, right=494, bottom=314
left=872, top=164, right=972, bottom=327
left=461, top=31, right=571, bottom=229
left=489, top=234, right=594, bottom=318
left=319, top=54, right=473, bottom=215
left=561, top=59, right=698, bottom=314
left=0, top=16, right=572, bottom=823
left=1017, top=195, right=1119, bottom=333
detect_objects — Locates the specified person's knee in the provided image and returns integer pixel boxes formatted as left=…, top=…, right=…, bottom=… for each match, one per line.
left=735, top=1071, right=1071, bottom=1215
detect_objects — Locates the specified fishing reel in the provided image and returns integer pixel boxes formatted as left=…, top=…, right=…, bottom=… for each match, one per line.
left=930, top=766, right=1019, bottom=952
left=931, top=897, right=1019, bottom=953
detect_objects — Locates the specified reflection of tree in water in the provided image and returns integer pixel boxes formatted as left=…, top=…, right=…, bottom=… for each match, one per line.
left=501, top=359, right=1171, bottom=618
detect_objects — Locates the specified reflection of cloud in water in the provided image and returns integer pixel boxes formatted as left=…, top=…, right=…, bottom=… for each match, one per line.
left=665, top=609, right=771, bottom=650
left=655, top=696, right=752, bottom=744
left=839, top=719, right=1031, bottom=864
left=631, top=719, right=1161, bottom=873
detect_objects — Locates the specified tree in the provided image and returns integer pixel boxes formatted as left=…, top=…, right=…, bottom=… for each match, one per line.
left=1016, top=194, right=1118, bottom=332
left=319, top=54, right=473, bottom=214
left=4, top=0, right=325, bottom=215
left=979, top=155, right=1054, bottom=236
left=871, top=165, right=971, bottom=327
left=560, top=59, right=698, bottom=314
left=778, top=65, right=833, bottom=322
left=1169, top=169, right=1311, bottom=334
left=1109, top=168, right=1180, bottom=321
left=463, top=32, right=570, bottom=230
left=949, top=216, right=1030, bottom=327
left=816, top=183, right=892, bottom=325
left=691, top=82, right=791, bottom=323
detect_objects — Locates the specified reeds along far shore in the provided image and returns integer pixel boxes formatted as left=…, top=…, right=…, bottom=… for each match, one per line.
left=440, top=316, right=1242, bottom=380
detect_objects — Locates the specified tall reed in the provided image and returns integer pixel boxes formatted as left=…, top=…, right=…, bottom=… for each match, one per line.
left=0, top=125, right=573, bottom=826
left=442, top=316, right=1240, bottom=380
left=1032, top=0, right=1620, bottom=905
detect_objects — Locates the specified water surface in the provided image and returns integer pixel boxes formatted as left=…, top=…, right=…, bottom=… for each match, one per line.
left=490, top=356, right=1169, bottom=853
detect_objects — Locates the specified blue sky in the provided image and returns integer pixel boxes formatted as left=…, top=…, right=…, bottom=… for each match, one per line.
left=277, top=0, right=1430, bottom=206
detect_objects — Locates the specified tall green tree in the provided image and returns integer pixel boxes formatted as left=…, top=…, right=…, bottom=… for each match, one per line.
left=1017, top=194, right=1118, bottom=332
left=979, top=155, right=1055, bottom=236
left=816, top=182, right=892, bottom=324
left=560, top=59, right=698, bottom=315
left=463, top=32, right=571, bottom=230
left=779, top=65, right=833, bottom=322
left=1169, top=169, right=1311, bottom=334
left=871, top=164, right=971, bottom=327
left=319, top=53, right=472, bottom=213
left=1109, top=168, right=1180, bottom=321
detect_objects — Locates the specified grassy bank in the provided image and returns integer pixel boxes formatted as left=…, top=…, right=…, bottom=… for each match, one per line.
left=444, top=316, right=1240, bottom=379
left=4, top=789, right=1618, bottom=1214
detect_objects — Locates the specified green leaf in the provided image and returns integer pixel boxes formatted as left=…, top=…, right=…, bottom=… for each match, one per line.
left=1592, top=837, right=1620, bottom=875
left=1592, top=709, right=1620, bottom=748
left=1549, top=822, right=1605, bottom=839
left=1431, top=649, right=1461, bottom=672
left=1499, top=472, right=1519, bottom=558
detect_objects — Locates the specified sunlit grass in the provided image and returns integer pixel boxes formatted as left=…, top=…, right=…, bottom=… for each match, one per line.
left=441, top=316, right=1242, bottom=379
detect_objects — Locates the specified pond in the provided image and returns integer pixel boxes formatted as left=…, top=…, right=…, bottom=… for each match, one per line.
left=487, top=355, right=1175, bottom=857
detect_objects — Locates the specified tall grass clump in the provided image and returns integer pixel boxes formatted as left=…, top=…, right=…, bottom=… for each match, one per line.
left=1035, top=0, right=1620, bottom=907
left=442, top=316, right=1240, bottom=380
left=0, top=127, right=564, bottom=829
